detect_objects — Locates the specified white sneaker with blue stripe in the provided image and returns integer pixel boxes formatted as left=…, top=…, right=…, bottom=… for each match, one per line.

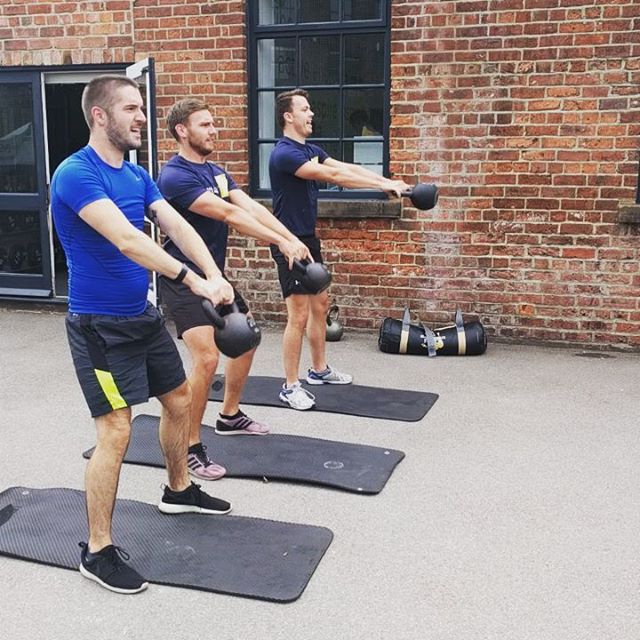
left=306, top=365, right=353, bottom=385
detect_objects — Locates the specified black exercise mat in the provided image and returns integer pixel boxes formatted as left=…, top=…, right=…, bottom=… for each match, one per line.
left=0, top=486, right=332, bottom=602
left=209, top=375, right=438, bottom=422
left=83, top=414, right=405, bottom=494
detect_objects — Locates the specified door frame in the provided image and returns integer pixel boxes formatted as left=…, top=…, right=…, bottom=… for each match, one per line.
left=0, top=71, right=51, bottom=296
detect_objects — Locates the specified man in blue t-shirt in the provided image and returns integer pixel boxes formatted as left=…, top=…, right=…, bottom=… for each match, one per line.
left=269, top=89, right=410, bottom=410
left=157, top=98, right=311, bottom=479
left=51, top=76, right=236, bottom=595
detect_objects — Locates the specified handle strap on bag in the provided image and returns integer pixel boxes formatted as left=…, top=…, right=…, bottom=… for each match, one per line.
left=455, top=308, right=466, bottom=355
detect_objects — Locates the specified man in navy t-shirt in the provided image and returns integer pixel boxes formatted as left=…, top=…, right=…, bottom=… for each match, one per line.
left=157, top=98, right=311, bottom=479
left=269, top=89, right=410, bottom=410
left=51, top=76, right=235, bottom=595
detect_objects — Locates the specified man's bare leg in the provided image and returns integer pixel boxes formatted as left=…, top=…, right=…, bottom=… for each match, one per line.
left=85, top=407, right=131, bottom=552
left=156, top=380, right=192, bottom=492
left=181, top=325, right=219, bottom=446
left=221, top=347, right=255, bottom=415
left=307, top=290, right=330, bottom=372
left=283, top=294, right=310, bottom=386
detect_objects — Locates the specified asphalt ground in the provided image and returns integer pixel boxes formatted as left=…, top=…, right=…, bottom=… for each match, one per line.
left=0, top=305, right=638, bottom=640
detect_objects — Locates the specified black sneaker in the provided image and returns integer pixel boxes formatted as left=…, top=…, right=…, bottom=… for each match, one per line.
left=78, top=542, right=148, bottom=594
left=158, top=482, right=232, bottom=515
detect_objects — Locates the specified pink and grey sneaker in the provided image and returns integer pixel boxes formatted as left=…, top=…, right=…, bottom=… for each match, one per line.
left=215, top=410, right=270, bottom=436
left=187, top=443, right=226, bottom=480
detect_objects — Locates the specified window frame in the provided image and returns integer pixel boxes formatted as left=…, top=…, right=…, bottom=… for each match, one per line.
left=246, top=1, right=392, bottom=201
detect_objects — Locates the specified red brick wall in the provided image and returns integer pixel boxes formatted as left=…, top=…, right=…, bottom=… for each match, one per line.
left=1, top=0, right=639, bottom=348
left=389, top=0, right=640, bottom=348
left=0, top=1, right=134, bottom=65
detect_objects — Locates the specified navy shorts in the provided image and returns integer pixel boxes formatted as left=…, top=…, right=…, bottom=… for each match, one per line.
left=65, top=303, right=186, bottom=418
left=159, top=275, right=249, bottom=339
left=270, top=235, right=324, bottom=298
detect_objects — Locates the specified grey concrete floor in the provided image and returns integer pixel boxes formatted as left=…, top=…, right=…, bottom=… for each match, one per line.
left=0, top=305, right=638, bottom=640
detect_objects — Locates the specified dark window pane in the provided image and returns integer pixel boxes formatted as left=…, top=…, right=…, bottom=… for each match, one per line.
left=299, top=0, right=339, bottom=23
left=0, top=211, right=42, bottom=274
left=258, top=91, right=278, bottom=138
left=307, top=89, right=341, bottom=138
left=258, top=0, right=296, bottom=25
left=258, top=38, right=296, bottom=87
left=300, top=36, right=340, bottom=85
left=0, top=84, right=37, bottom=193
left=344, top=88, right=384, bottom=137
left=343, top=0, right=382, bottom=21
left=344, top=33, right=384, bottom=84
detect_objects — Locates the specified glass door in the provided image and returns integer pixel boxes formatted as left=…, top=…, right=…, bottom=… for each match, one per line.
left=0, top=71, right=52, bottom=296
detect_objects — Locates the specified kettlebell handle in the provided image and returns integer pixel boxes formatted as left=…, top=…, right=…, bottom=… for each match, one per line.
left=327, top=304, right=340, bottom=323
left=202, top=299, right=238, bottom=330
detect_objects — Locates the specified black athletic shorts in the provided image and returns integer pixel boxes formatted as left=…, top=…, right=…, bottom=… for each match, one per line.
left=270, top=235, right=324, bottom=298
left=65, top=302, right=186, bottom=418
left=159, top=274, right=249, bottom=339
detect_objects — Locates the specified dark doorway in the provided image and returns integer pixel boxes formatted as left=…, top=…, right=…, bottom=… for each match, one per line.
left=44, top=83, right=89, bottom=297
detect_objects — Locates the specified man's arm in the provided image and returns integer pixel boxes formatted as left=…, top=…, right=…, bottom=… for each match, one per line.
left=187, top=190, right=310, bottom=267
left=228, top=189, right=312, bottom=266
left=295, top=158, right=410, bottom=197
left=78, top=198, right=233, bottom=304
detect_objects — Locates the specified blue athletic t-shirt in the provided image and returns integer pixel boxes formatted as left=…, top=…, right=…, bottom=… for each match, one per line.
left=51, top=145, right=163, bottom=315
left=269, top=137, right=329, bottom=236
left=157, top=155, right=238, bottom=272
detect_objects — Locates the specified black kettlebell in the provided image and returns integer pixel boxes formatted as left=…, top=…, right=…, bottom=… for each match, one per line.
left=325, top=304, right=344, bottom=342
left=201, top=300, right=262, bottom=359
left=402, top=183, right=439, bottom=210
left=292, top=259, right=332, bottom=294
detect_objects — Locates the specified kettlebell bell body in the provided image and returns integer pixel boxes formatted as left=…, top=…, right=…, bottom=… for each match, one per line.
left=325, top=304, right=344, bottom=342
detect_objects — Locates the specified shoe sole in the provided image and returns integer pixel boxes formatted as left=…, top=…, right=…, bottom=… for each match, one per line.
left=188, top=469, right=226, bottom=481
left=305, top=378, right=353, bottom=385
left=214, top=427, right=270, bottom=436
left=279, top=396, right=316, bottom=411
left=158, top=502, right=232, bottom=515
left=79, top=563, right=149, bottom=595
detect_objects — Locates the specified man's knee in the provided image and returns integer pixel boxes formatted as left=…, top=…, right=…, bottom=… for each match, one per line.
left=160, top=379, right=192, bottom=414
left=193, top=344, right=220, bottom=379
left=287, top=297, right=310, bottom=331
left=95, top=412, right=132, bottom=454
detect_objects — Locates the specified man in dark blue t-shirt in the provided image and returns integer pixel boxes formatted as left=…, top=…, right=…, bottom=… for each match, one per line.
left=51, top=76, right=235, bottom=595
left=157, top=98, right=311, bottom=479
left=269, top=89, right=410, bottom=410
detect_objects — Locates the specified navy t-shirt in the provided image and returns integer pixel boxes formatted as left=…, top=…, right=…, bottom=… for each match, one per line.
left=269, top=137, right=329, bottom=236
left=51, top=145, right=163, bottom=315
left=157, top=155, right=238, bottom=272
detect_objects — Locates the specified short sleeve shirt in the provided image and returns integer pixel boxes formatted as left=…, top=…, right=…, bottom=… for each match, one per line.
left=50, top=145, right=163, bottom=315
left=157, top=155, right=238, bottom=272
left=268, top=136, right=329, bottom=237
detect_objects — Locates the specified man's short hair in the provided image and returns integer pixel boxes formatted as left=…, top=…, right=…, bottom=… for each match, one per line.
left=81, top=75, right=140, bottom=128
left=166, top=98, right=211, bottom=141
left=275, top=88, right=309, bottom=130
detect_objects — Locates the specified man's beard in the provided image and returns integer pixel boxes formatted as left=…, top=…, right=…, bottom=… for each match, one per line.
left=190, top=138, right=214, bottom=158
left=106, top=119, right=142, bottom=152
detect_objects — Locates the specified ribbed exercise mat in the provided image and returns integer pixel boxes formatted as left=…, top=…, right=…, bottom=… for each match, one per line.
left=83, top=414, right=405, bottom=494
left=0, top=486, right=333, bottom=602
left=209, top=375, right=439, bottom=422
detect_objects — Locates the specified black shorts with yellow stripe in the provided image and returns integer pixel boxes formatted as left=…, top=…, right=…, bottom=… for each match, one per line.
left=65, top=303, right=186, bottom=418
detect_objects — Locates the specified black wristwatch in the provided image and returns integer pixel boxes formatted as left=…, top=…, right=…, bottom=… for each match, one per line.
left=173, top=263, right=189, bottom=283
